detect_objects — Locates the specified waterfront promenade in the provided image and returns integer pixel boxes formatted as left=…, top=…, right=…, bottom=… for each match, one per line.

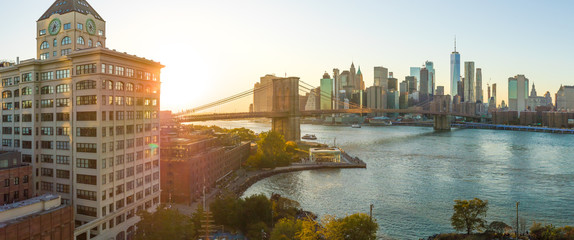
left=174, top=151, right=366, bottom=215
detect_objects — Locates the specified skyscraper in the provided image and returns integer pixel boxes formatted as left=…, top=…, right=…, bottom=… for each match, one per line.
left=508, top=75, right=529, bottom=111
left=373, top=66, right=388, bottom=88
left=492, top=83, right=497, bottom=106
left=425, top=61, right=435, bottom=95
left=420, top=68, right=429, bottom=102
left=410, top=67, right=420, bottom=91
left=320, top=73, right=334, bottom=110
left=406, top=76, right=417, bottom=94
left=464, top=61, right=475, bottom=102
left=356, top=67, right=365, bottom=91
left=0, top=0, right=163, bottom=238
left=450, top=38, right=461, bottom=97
left=475, top=68, right=483, bottom=102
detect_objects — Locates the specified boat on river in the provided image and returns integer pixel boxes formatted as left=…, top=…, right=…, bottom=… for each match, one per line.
left=351, top=124, right=361, bottom=128
left=369, top=116, right=392, bottom=126
left=302, top=134, right=317, bottom=140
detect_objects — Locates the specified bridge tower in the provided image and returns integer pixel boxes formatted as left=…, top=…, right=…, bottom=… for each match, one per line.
left=431, top=95, right=452, bottom=130
left=272, top=77, right=301, bottom=141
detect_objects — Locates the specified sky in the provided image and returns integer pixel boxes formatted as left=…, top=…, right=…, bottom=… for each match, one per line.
left=2, top=0, right=574, bottom=112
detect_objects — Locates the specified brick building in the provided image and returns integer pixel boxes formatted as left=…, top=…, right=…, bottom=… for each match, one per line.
left=0, top=194, right=74, bottom=240
left=0, top=152, right=32, bottom=205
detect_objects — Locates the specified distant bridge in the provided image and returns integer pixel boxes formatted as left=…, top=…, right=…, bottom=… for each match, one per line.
left=174, top=77, right=486, bottom=141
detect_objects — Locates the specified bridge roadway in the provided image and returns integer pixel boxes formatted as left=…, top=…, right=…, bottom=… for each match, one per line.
left=175, top=109, right=484, bottom=122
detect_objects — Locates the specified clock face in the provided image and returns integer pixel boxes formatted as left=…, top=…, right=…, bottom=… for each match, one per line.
left=48, top=18, right=61, bottom=35
left=86, top=19, right=96, bottom=35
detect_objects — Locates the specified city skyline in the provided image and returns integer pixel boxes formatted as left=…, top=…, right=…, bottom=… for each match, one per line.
left=2, top=1, right=574, bottom=111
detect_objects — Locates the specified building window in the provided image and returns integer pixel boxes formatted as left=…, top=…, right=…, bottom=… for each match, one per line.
left=41, top=113, right=54, bottom=121
left=56, top=113, right=71, bottom=121
left=41, top=141, right=53, bottom=149
left=76, top=64, right=96, bottom=75
left=77, top=158, right=97, bottom=169
left=98, top=30, right=104, bottom=36
left=77, top=36, right=85, bottom=45
left=56, top=98, right=70, bottom=107
left=61, top=48, right=71, bottom=56
left=77, top=111, right=97, bottom=121
left=40, top=41, right=49, bottom=49
left=41, top=86, right=54, bottom=94
left=53, top=38, right=57, bottom=47
left=56, top=170, right=70, bottom=179
left=56, top=127, right=70, bottom=136
left=76, top=80, right=97, bottom=90
left=77, top=205, right=97, bottom=217
left=77, top=174, right=97, bottom=185
left=96, top=41, right=102, bottom=47
left=40, top=53, right=50, bottom=60
left=55, top=70, right=70, bottom=79
left=77, top=23, right=83, bottom=30
left=62, top=36, right=71, bottom=45
left=88, top=39, right=93, bottom=47
left=56, top=84, right=70, bottom=93
left=77, top=190, right=97, bottom=201
left=41, top=99, right=54, bottom=108
left=56, top=183, right=70, bottom=193
left=64, top=23, right=71, bottom=30
left=76, top=95, right=97, bottom=105
left=77, top=143, right=97, bottom=153
left=40, top=72, right=54, bottom=81
left=115, top=81, right=124, bottom=90
left=41, top=181, right=53, bottom=191
left=56, top=155, right=70, bottom=165
left=77, top=127, right=97, bottom=137
left=39, top=29, right=46, bottom=36
left=56, top=141, right=70, bottom=150
left=41, top=127, right=53, bottom=136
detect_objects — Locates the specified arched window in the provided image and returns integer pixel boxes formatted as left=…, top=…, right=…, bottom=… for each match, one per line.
left=77, top=37, right=85, bottom=45
left=62, top=37, right=71, bottom=45
left=40, top=86, right=54, bottom=94
left=76, top=80, right=97, bottom=90
left=22, top=87, right=33, bottom=96
left=88, top=39, right=93, bottom=47
left=56, top=84, right=70, bottom=93
left=107, top=80, right=113, bottom=90
left=145, top=86, right=151, bottom=93
left=13, top=89, right=19, bottom=97
left=135, top=84, right=143, bottom=92
left=40, top=41, right=49, bottom=49
left=115, top=82, right=124, bottom=91
left=2, top=91, right=12, bottom=99
left=126, top=83, right=134, bottom=92
left=96, top=41, right=102, bottom=47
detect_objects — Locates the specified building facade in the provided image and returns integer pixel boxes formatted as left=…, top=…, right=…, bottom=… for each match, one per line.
left=0, top=1, right=163, bottom=239
left=253, top=74, right=276, bottom=112
left=0, top=152, right=32, bottom=205
left=0, top=194, right=74, bottom=240
left=320, top=73, right=333, bottom=110
left=475, top=68, right=483, bottom=103
left=463, top=62, right=475, bottom=102
left=450, top=45, right=461, bottom=97
left=508, top=75, right=529, bottom=111
left=556, top=85, right=574, bottom=111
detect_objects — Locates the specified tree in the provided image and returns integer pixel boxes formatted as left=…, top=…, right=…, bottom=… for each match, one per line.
left=296, top=218, right=321, bottom=240
left=451, top=198, right=489, bottom=235
left=488, top=221, right=510, bottom=234
left=338, top=213, right=378, bottom=240
left=270, top=218, right=303, bottom=240
left=246, top=131, right=293, bottom=168
left=210, top=193, right=242, bottom=231
left=134, top=205, right=195, bottom=240
left=319, top=215, right=344, bottom=240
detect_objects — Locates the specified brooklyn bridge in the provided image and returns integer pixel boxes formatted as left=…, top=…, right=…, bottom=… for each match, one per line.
left=174, top=77, right=487, bottom=141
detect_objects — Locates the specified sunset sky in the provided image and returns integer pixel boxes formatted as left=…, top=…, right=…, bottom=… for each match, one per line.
left=2, top=0, right=573, bottom=112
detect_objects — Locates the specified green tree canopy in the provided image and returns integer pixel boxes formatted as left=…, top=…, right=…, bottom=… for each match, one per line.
left=134, top=205, right=195, bottom=240
left=270, top=218, right=304, bottom=240
left=246, top=131, right=293, bottom=168
left=451, top=198, right=489, bottom=235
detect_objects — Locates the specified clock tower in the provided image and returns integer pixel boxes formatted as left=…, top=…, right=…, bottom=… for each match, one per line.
left=37, top=0, right=106, bottom=60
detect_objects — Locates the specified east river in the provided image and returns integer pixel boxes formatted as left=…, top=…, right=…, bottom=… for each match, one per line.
left=201, top=120, right=574, bottom=239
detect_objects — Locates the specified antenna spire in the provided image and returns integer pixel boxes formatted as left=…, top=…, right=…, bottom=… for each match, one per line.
left=454, top=35, right=457, bottom=52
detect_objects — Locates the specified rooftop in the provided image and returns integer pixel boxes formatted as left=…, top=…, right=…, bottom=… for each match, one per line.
left=39, top=0, right=104, bottom=21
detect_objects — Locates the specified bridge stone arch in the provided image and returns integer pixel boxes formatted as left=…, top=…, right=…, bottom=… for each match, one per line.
left=271, top=77, right=301, bottom=141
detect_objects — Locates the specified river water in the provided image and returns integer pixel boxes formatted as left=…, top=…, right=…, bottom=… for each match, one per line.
left=199, top=120, right=574, bottom=239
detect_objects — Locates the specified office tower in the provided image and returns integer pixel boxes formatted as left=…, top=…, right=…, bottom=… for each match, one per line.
left=356, top=67, right=365, bottom=91
left=406, top=76, right=417, bottom=94
left=333, top=68, right=340, bottom=109
left=492, top=83, right=497, bottom=105
left=0, top=0, right=163, bottom=238
left=475, top=68, right=483, bottom=102
left=399, top=80, right=408, bottom=94
left=457, top=80, right=464, bottom=101
left=425, top=61, right=435, bottom=95
left=350, top=63, right=356, bottom=89
left=419, top=68, right=429, bottom=102
left=387, top=90, right=400, bottom=109
left=388, top=77, right=398, bottom=91
left=366, top=86, right=383, bottom=109
left=556, top=85, right=574, bottom=111
left=464, top=62, right=475, bottom=102
left=320, top=73, right=334, bottom=110
left=450, top=39, right=461, bottom=97
left=253, top=74, right=276, bottom=112
left=487, top=84, right=491, bottom=100
left=508, top=75, right=529, bottom=111
left=435, top=86, right=445, bottom=96
left=410, top=67, right=421, bottom=91
left=374, top=66, right=388, bottom=88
